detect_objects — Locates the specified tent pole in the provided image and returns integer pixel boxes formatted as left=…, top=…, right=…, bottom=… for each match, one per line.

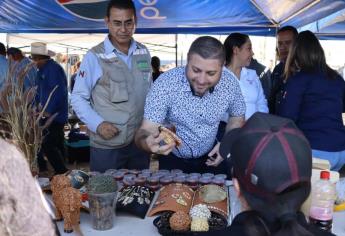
left=66, top=47, right=69, bottom=84
left=6, top=33, right=9, bottom=49
left=280, top=0, right=320, bottom=25
left=175, top=34, right=178, bottom=67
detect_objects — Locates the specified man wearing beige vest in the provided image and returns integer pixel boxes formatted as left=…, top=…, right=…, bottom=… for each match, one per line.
left=71, top=0, right=151, bottom=172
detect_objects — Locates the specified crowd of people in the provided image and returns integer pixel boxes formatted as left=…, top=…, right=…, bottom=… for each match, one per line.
left=0, top=0, right=344, bottom=235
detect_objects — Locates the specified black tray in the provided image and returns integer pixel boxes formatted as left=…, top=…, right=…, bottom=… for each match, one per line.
left=153, top=211, right=228, bottom=236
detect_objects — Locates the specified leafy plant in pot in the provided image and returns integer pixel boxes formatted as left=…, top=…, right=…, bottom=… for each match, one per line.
left=87, top=174, right=118, bottom=231
left=0, top=61, right=57, bottom=174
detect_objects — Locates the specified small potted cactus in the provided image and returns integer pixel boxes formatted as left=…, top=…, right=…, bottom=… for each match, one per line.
left=87, top=174, right=118, bottom=230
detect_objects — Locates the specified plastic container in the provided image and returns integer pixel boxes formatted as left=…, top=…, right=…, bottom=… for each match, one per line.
left=309, top=171, right=336, bottom=232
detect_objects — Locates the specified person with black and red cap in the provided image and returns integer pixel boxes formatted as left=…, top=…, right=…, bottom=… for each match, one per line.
left=217, top=112, right=334, bottom=236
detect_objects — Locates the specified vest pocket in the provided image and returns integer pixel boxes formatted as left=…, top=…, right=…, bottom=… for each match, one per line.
left=109, top=80, right=128, bottom=103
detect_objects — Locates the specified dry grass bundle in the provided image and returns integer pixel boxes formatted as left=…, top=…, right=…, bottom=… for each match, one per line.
left=0, top=60, right=57, bottom=172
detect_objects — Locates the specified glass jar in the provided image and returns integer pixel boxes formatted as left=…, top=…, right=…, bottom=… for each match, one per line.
left=147, top=176, right=160, bottom=186
left=212, top=178, right=225, bottom=187
left=152, top=172, right=166, bottom=179
left=199, top=177, right=212, bottom=186
left=138, top=173, right=151, bottom=179
left=186, top=176, right=199, bottom=190
left=113, top=172, right=125, bottom=182
left=170, top=169, right=183, bottom=175
left=160, top=176, right=173, bottom=186
left=123, top=174, right=136, bottom=181
left=129, top=169, right=141, bottom=176
left=202, top=173, right=214, bottom=179
left=173, top=176, right=186, bottom=184
left=104, top=169, right=117, bottom=176
left=141, top=169, right=152, bottom=175
left=214, top=174, right=227, bottom=180
left=189, top=173, right=201, bottom=179
left=157, top=169, right=170, bottom=176
left=134, top=177, right=146, bottom=186
left=122, top=178, right=135, bottom=187
left=118, top=169, right=129, bottom=175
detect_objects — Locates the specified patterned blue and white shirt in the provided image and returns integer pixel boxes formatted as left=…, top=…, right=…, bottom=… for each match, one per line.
left=144, top=66, right=245, bottom=158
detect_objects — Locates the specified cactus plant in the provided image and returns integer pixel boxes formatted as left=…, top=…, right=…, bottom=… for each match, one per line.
left=87, top=175, right=117, bottom=194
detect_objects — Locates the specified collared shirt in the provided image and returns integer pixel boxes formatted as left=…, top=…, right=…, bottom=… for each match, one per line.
left=224, top=67, right=268, bottom=120
left=36, top=59, right=68, bottom=124
left=144, top=66, right=245, bottom=158
left=0, top=55, right=8, bottom=89
left=70, top=36, right=138, bottom=132
left=12, top=57, right=37, bottom=90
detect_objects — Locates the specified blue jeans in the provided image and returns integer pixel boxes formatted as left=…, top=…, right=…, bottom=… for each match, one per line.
left=90, top=141, right=149, bottom=173
left=312, top=149, right=345, bottom=171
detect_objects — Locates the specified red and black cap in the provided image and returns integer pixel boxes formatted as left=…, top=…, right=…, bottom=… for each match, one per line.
left=220, top=112, right=312, bottom=200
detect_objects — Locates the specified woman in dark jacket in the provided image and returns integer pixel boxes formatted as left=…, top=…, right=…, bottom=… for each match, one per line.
left=277, top=30, right=345, bottom=171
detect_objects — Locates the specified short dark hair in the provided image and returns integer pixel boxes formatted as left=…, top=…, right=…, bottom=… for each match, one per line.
left=7, top=47, right=22, bottom=56
left=151, top=56, right=160, bottom=69
left=0, top=42, right=6, bottom=55
left=187, top=36, right=225, bottom=64
left=285, top=30, right=338, bottom=80
left=106, top=0, right=136, bottom=20
left=224, top=33, right=250, bottom=66
left=278, top=25, right=298, bottom=39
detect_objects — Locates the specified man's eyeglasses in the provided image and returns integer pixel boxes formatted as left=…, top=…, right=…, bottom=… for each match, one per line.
left=111, top=20, right=135, bottom=30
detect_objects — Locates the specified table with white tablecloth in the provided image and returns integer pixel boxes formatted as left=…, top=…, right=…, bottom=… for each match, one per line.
left=53, top=185, right=345, bottom=236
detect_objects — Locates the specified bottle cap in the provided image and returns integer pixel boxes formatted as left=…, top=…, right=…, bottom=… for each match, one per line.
left=320, top=170, right=330, bottom=180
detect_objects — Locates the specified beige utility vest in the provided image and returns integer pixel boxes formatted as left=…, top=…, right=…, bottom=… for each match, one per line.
left=90, top=42, right=151, bottom=149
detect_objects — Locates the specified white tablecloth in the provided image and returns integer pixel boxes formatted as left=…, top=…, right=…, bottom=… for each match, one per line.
left=52, top=185, right=345, bottom=236
left=55, top=211, right=345, bottom=236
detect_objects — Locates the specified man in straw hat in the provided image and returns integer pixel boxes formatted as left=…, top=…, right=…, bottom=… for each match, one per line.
left=31, top=42, right=68, bottom=175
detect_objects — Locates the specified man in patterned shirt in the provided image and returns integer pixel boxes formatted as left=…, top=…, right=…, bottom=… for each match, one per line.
left=135, top=36, right=245, bottom=174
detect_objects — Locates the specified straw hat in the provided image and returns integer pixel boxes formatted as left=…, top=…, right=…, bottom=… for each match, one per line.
left=31, top=42, right=56, bottom=57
